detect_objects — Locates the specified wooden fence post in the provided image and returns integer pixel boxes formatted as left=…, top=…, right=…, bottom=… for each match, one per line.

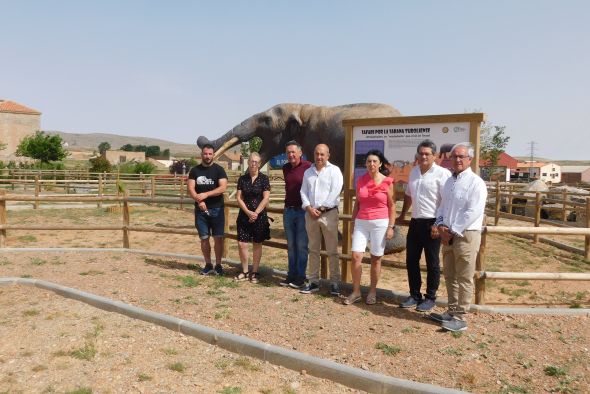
left=24, top=174, right=28, bottom=192
left=494, top=180, right=500, bottom=225
left=534, top=192, right=541, bottom=243
left=0, top=190, right=6, bottom=248
left=151, top=177, right=156, bottom=198
left=475, top=228, right=487, bottom=305
left=508, top=185, right=514, bottom=214
left=34, top=175, right=40, bottom=209
left=562, top=191, right=568, bottom=222
left=98, top=174, right=103, bottom=208
left=585, top=198, right=590, bottom=261
left=122, top=191, right=130, bottom=248
left=180, top=176, right=185, bottom=210
left=223, top=194, right=230, bottom=259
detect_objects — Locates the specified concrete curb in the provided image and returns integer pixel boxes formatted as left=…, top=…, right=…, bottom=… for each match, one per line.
left=1, top=277, right=464, bottom=394
left=3, top=247, right=589, bottom=316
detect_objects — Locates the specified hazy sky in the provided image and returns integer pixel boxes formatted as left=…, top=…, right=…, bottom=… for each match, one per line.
left=2, top=1, right=589, bottom=159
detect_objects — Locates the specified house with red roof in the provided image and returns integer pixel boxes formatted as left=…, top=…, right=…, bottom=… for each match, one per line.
left=479, top=152, right=518, bottom=181
left=0, top=99, right=41, bottom=162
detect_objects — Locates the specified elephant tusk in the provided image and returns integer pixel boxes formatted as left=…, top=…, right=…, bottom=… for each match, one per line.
left=213, top=136, right=240, bottom=161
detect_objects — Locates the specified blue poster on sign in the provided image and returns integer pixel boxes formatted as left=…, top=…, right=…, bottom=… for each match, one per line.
left=269, top=153, right=308, bottom=169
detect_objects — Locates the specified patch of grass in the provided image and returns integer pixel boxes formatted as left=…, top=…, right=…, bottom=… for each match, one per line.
left=79, top=270, right=104, bottom=276
left=360, top=310, right=369, bottom=316
left=234, top=357, right=260, bottom=371
left=215, top=358, right=231, bottom=370
left=214, top=308, right=230, bottom=320
left=211, top=276, right=239, bottom=289
left=69, top=343, right=97, bottom=361
left=31, top=364, right=47, bottom=372
left=23, top=309, right=40, bottom=317
left=375, top=342, right=401, bottom=356
left=20, top=274, right=33, bottom=278
left=569, top=302, right=582, bottom=309
left=499, top=380, right=530, bottom=394
left=137, top=373, right=152, bottom=382
left=401, top=327, right=414, bottom=334
left=515, top=280, right=531, bottom=287
left=30, top=257, right=46, bottom=266
left=162, top=348, right=178, bottom=356
left=0, top=258, right=10, bottom=265
left=291, top=296, right=302, bottom=302
left=451, top=331, right=463, bottom=338
left=65, top=388, right=92, bottom=394
left=174, top=275, right=200, bottom=288
left=168, top=362, right=186, bottom=373
left=440, top=346, right=463, bottom=356
left=219, top=388, right=242, bottom=394
left=19, top=234, right=38, bottom=242
left=543, top=364, right=567, bottom=377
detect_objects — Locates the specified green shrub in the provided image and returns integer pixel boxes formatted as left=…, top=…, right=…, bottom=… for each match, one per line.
left=117, top=161, right=156, bottom=174
left=89, top=156, right=112, bottom=173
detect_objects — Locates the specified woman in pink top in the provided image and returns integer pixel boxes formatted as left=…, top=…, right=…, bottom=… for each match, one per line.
left=344, top=150, right=397, bottom=305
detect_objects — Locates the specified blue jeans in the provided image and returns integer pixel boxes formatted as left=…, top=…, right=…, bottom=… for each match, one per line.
left=283, top=207, right=308, bottom=281
left=195, top=207, right=225, bottom=239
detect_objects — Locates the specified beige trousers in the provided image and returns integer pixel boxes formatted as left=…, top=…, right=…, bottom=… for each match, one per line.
left=442, top=230, right=481, bottom=319
left=305, top=209, right=340, bottom=283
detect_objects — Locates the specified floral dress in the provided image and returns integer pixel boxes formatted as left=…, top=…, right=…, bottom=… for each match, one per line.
left=236, top=172, right=271, bottom=243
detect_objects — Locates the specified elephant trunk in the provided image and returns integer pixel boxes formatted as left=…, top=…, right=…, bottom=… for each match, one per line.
left=197, top=120, right=255, bottom=161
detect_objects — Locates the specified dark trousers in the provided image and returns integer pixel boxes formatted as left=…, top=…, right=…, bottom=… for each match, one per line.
left=405, top=218, right=441, bottom=301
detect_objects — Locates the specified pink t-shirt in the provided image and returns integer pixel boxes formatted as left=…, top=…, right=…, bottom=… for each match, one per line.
left=356, top=173, right=394, bottom=220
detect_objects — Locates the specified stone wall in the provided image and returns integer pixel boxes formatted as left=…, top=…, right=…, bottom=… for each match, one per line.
left=0, top=112, right=40, bottom=162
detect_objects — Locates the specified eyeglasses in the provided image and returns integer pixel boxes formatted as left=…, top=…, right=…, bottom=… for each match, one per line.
left=450, top=155, right=470, bottom=160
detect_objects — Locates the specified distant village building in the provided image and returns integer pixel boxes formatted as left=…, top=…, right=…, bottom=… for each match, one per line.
left=0, top=99, right=41, bottom=162
left=218, top=151, right=242, bottom=171
left=479, top=152, right=518, bottom=182
left=513, top=161, right=561, bottom=183
left=561, top=166, right=590, bottom=185
left=102, top=149, right=145, bottom=165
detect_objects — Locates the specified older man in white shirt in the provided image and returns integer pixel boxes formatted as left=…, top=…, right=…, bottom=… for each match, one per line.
left=299, top=143, right=343, bottom=296
left=430, top=142, right=487, bottom=332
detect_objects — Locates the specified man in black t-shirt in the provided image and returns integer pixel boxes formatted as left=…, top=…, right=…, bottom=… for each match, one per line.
left=187, top=144, right=228, bottom=275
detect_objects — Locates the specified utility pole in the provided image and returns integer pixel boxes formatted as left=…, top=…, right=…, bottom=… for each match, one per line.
left=528, top=141, right=537, bottom=180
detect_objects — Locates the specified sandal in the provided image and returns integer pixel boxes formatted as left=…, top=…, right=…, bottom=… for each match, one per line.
left=365, top=293, right=377, bottom=305
left=343, top=293, right=362, bottom=305
left=234, top=271, right=249, bottom=282
left=249, top=272, right=260, bottom=284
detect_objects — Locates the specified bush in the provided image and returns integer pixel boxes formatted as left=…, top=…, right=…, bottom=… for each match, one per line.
left=89, top=156, right=112, bottom=173
left=117, top=161, right=156, bottom=174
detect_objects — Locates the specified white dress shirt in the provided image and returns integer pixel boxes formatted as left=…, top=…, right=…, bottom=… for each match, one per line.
left=435, top=167, right=487, bottom=237
left=300, top=161, right=343, bottom=210
left=406, top=163, right=451, bottom=219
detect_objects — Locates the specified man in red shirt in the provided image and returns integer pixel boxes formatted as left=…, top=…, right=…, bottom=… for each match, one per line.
left=281, top=141, right=312, bottom=288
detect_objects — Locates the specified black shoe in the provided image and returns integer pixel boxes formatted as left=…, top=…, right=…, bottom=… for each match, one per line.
left=289, top=278, right=305, bottom=289
left=214, top=264, right=223, bottom=276
left=416, top=298, right=436, bottom=312
left=300, top=283, right=320, bottom=294
left=201, top=264, right=215, bottom=275
left=330, top=283, right=340, bottom=296
left=442, top=318, right=468, bottom=332
left=429, top=311, right=453, bottom=323
left=399, top=296, right=420, bottom=308
left=279, top=278, right=291, bottom=287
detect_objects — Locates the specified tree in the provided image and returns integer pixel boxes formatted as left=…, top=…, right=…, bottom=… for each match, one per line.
left=161, top=148, right=170, bottom=159
left=98, top=141, right=111, bottom=155
left=16, top=131, right=68, bottom=163
left=145, top=145, right=161, bottom=157
left=120, top=144, right=133, bottom=151
left=134, top=144, right=148, bottom=152
left=249, top=136, right=262, bottom=153
left=480, top=122, right=510, bottom=180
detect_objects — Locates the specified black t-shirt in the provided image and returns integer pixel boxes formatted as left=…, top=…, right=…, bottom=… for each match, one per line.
left=188, top=163, right=228, bottom=208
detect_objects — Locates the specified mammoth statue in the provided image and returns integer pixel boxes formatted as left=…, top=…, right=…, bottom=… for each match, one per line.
left=197, top=103, right=401, bottom=170
left=197, top=102, right=406, bottom=254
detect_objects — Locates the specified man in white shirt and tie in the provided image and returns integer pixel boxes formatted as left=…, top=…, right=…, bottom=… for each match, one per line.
left=430, top=142, right=487, bottom=332
left=398, top=140, right=451, bottom=312
left=299, top=144, right=343, bottom=296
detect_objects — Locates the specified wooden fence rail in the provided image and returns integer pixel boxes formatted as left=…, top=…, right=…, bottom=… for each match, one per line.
left=0, top=191, right=589, bottom=306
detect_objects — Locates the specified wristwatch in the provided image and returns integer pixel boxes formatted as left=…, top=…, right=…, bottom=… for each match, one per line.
left=389, top=225, right=395, bottom=229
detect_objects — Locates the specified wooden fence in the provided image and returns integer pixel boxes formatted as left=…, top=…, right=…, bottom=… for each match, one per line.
left=0, top=191, right=589, bottom=306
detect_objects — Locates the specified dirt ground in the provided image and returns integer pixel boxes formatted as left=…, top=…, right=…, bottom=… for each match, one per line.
left=0, top=204, right=589, bottom=393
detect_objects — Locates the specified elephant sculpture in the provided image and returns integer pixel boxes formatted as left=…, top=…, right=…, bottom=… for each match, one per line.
left=196, top=103, right=401, bottom=171
left=197, top=103, right=406, bottom=254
